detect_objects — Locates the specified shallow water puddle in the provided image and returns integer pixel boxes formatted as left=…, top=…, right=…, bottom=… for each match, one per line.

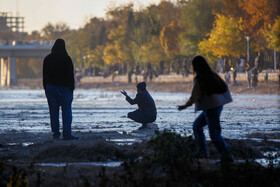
left=35, top=161, right=123, bottom=167
left=238, top=138, right=280, bottom=143
left=248, top=151, right=280, bottom=167
left=255, top=158, right=280, bottom=167
left=106, top=138, right=140, bottom=145
left=6, top=142, right=34, bottom=147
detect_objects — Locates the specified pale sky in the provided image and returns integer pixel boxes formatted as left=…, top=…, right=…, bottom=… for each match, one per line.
left=1, top=0, right=163, bottom=33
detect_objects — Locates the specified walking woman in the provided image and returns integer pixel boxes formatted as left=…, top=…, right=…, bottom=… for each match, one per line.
left=43, top=39, right=78, bottom=140
left=177, top=56, right=233, bottom=163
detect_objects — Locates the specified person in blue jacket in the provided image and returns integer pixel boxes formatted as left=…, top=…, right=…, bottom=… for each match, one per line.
left=178, top=55, right=233, bottom=163
left=121, top=82, right=157, bottom=130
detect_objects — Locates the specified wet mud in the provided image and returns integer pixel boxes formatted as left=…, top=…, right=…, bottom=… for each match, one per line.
left=0, top=89, right=279, bottom=186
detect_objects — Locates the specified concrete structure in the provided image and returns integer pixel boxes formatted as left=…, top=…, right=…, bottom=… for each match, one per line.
left=0, top=12, right=24, bottom=33
left=0, top=41, right=52, bottom=87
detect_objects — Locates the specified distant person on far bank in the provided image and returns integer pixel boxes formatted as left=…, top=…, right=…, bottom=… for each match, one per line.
left=233, top=68, right=237, bottom=85
left=177, top=55, right=234, bottom=164
left=121, top=82, right=157, bottom=130
left=225, top=71, right=230, bottom=85
left=43, top=38, right=78, bottom=140
left=246, top=65, right=253, bottom=88
left=278, top=73, right=280, bottom=88
left=265, top=72, right=268, bottom=83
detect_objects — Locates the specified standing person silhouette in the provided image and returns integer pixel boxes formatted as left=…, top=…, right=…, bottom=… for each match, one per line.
left=121, top=82, right=157, bottom=130
left=43, top=39, right=78, bottom=140
left=177, top=56, right=233, bottom=163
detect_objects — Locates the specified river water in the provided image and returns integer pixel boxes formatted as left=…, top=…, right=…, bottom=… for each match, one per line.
left=0, top=89, right=279, bottom=140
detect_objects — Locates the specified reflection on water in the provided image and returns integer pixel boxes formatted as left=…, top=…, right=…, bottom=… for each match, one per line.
left=255, top=151, right=280, bottom=167
left=0, top=89, right=279, bottom=140
left=6, top=142, right=34, bottom=147
left=35, top=161, right=123, bottom=167
left=106, top=138, right=140, bottom=145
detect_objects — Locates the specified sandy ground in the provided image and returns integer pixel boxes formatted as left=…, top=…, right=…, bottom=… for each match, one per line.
left=78, top=80, right=280, bottom=95
left=17, top=74, right=280, bottom=95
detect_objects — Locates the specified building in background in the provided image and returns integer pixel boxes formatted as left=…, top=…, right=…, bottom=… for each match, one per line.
left=0, top=12, right=24, bottom=33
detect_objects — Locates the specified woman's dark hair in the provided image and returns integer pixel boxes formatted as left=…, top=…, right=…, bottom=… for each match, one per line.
left=192, top=56, right=227, bottom=95
left=51, top=38, right=68, bottom=55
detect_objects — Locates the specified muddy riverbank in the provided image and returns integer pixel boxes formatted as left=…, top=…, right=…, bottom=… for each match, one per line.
left=0, top=78, right=279, bottom=186
left=0, top=130, right=280, bottom=186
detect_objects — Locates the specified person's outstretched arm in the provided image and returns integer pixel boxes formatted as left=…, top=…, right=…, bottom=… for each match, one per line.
left=120, top=90, right=139, bottom=105
left=177, top=81, right=201, bottom=110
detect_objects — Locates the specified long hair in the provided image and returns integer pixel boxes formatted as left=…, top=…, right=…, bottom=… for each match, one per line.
left=192, top=56, right=227, bottom=95
left=51, top=38, right=68, bottom=56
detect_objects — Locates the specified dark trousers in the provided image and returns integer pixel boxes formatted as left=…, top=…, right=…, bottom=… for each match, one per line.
left=45, top=85, right=73, bottom=138
left=128, top=109, right=156, bottom=124
left=193, top=106, right=230, bottom=155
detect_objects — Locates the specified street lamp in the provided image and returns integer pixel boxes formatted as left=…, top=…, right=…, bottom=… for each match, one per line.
left=245, top=36, right=250, bottom=62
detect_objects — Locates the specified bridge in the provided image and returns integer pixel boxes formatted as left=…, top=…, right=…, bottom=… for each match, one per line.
left=0, top=40, right=53, bottom=87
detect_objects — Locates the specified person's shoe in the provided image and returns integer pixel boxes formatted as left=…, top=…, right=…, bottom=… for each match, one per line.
left=53, top=136, right=60, bottom=141
left=63, top=135, right=79, bottom=140
left=194, top=150, right=209, bottom=159
left=147, top=123, right=158, bottom=129
left=138, top=124, right=147, bottom=130
left=53, top=134, right=60, bottom=140
left=218, top=152, right=234, bottom=165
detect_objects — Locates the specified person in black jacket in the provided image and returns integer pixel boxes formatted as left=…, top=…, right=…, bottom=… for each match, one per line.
left=43, top=38, right=78, bottom=140
left=121, top=82, right=157, bottom=130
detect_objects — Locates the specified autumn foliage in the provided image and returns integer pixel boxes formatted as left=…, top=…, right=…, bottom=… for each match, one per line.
left=4, top=0, right=279, bottom=77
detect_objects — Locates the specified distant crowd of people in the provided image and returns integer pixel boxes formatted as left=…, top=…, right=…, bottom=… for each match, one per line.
left=74, top=50, right=280, bottom=91
left=218, top=53, right=280, bottom=89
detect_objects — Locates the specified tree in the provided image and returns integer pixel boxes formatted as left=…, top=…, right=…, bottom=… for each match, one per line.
left=83, top=17, right=108, bottom=50
left=24, top=31, right=41, bottom=40
left=103, top=44, right=121, bottom=66
left=160, top=21, right=180, bottom=58
left=265, top=17, right=280, bottom=51
left=64, top=17, right=108, bottom=69
left=87, top=45, right=106, bottom=69
left=41, top=22, right=70, bottom=39
left=65, top=29, right=89, bottom=68
left=237, top=0, right=280, bottom=51
left=141, top=36, right=166, bottom=66
left=179, top=0, right=217, bottom=56
left=106, top=25, right=134, bottom=66
left=157, top=1, right=180, bottom=29
left=198, top=14, right=245, bottom=58
left=213, top=0, right=280, bottom=52
left=106, top=5, right=137, bottom=69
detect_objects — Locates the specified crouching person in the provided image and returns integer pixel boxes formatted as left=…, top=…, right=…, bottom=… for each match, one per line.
left=121, top=82, right=157, bottom=130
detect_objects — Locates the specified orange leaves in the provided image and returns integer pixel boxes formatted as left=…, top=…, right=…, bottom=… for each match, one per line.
left=238, top=0, right=276, bottom=30
left=212, top=0, right=279, bottom=52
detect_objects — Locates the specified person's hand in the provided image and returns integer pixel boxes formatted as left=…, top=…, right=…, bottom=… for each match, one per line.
left=120, top=90, right=128, bottom=97
left=177, top=104, right=187, bottom=111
